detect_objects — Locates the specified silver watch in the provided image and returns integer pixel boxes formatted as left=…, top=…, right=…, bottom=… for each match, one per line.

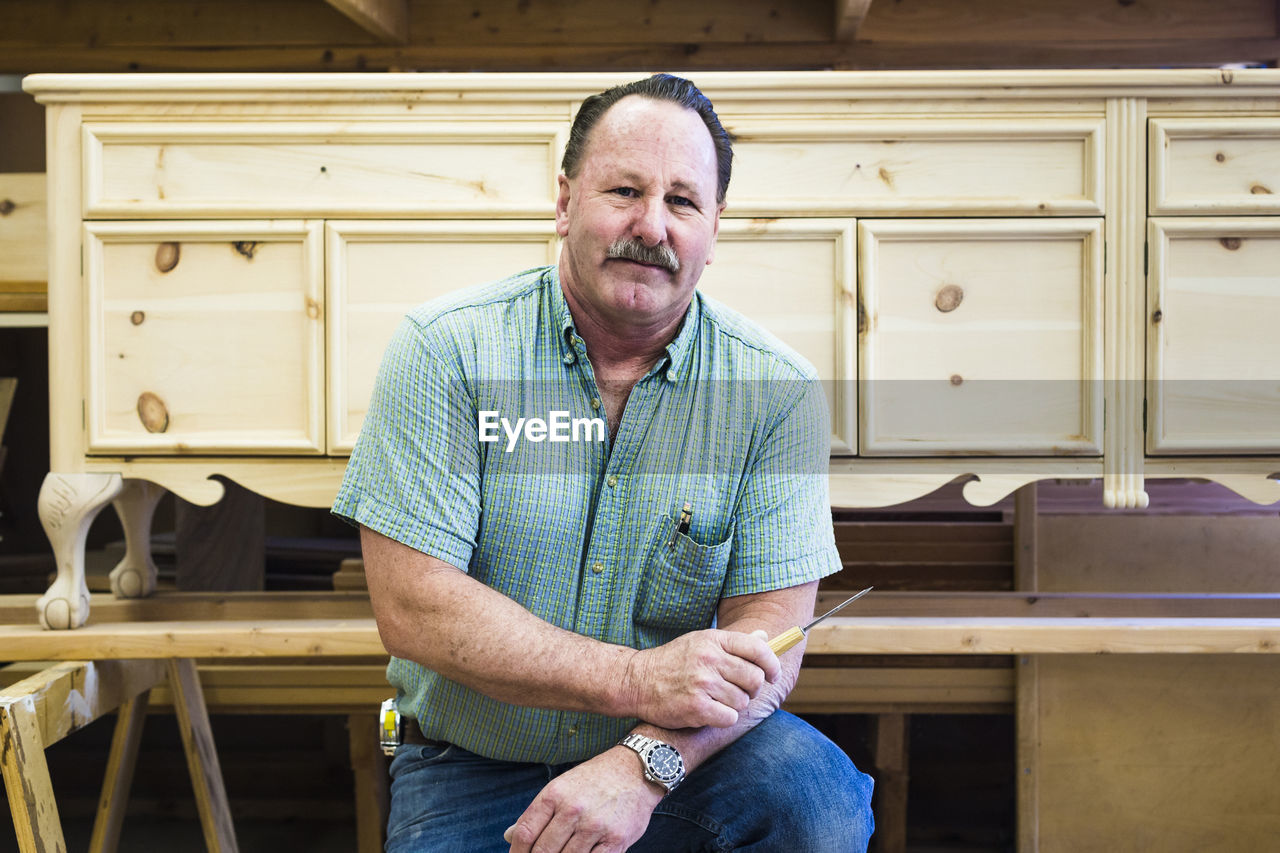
left=619, top=733, right=685, bottom=793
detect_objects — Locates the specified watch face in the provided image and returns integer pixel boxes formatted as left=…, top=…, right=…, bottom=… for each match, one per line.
left=647, top=744, right=684, bottom=784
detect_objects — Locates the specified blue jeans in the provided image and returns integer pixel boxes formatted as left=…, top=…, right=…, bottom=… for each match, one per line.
left=386, top=710, right=875, bottom=852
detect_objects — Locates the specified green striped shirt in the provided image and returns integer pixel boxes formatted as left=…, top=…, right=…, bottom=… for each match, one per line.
left=332, top=265, right=840, bottom=764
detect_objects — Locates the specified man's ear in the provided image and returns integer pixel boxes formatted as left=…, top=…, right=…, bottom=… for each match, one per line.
left=555, top=174, right=572, bottom=238
left=705, top=202, right=725, bottom=266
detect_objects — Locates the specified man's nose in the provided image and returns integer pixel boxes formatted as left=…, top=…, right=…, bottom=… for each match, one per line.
left=631, top=197, right=667, bottom=247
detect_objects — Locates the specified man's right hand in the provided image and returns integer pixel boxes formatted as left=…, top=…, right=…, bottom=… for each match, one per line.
left=622, top=629, right=781, bottom=729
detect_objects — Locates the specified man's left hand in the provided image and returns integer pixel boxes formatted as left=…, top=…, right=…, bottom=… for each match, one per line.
left=504, top=746, right=665, bottom=853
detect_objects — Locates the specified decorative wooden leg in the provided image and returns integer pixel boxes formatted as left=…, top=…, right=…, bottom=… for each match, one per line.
left=36, top=472, right=124, bottom=630
left=108, top=479, right=166, bottom=599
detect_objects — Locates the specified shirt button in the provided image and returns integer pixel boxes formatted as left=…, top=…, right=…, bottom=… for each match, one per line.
left=590, top=397, right=601, bottom=410
left=591, top=561, right=604, bottom=574
left=567, top=725, right=579, bottom=737
left=563, top=353, right=576, bottom=365
left=665, top=369, right=677, bottom=382
left=607, top=474, right=618, bottom=488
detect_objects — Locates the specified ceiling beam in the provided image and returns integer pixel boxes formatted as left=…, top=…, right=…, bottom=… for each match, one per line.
left=836, top=0, right=874, bottom=41
left=322, top=0, right=408, bottom=45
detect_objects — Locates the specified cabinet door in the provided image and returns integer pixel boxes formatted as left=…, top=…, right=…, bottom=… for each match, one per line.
left=1148, top=218, right=1280, bottom=453
left=85, top=220, right=324, bottom=454
left=859, top=219, right=1103, bottom=455
left=327, top=221, right=559, bottom=454
left=695, top=219, right=857, bottom=453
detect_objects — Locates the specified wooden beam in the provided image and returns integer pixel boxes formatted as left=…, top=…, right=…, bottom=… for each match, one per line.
left=323, top=0, right=408, bottom=44
left=5, top=38, right=1280, bottom=73
left=167, top=659, right=238, bottom=852
left=0, top=591, right=373, bottom=625
left=89, top=692, right=150, bottom=853
left=871, top=713, right=909, bottom=853
left=836, top=0, right=874, bottom=41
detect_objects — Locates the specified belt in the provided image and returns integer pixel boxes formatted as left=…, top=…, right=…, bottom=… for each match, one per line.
left=401, top=716, right=444, bottom=747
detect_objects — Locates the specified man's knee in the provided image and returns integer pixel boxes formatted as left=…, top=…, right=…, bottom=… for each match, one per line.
left=739, top=712, right=876, bottom=850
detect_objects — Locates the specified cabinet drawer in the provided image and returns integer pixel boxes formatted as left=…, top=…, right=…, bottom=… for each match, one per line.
left=86, top=220, right=324, bottom=454
left=1150, top=118, right=1280, bottom=214
left=327, top=221, right=559, bottom=454
left=83, top=122, right=565, bottom=218
left=696, top=219, right=857, bottom=453
left=724, top=119, right=1104, bottom=216
left=1148, top=218, right=1280, bottom=453
left=859, top=219, right=1103, bottom=456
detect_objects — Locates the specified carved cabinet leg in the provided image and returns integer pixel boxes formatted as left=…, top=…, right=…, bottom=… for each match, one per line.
left=109, top=479, right=167, bottom=599
left=36, top=472, right=124, bottom=630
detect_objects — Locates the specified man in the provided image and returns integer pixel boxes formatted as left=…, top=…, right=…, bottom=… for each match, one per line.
left=333, top=74, right=874, bottom=852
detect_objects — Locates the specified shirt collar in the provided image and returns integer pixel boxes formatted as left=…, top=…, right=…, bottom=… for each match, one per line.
left=548, top=267, right=701, bottom=381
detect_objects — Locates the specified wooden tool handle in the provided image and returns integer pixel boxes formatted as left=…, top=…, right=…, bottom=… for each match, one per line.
left=768, top=626, right=805, bottom=655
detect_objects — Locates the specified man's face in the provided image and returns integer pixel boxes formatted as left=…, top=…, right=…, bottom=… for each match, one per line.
left=556, top=96, right=723, bottom=331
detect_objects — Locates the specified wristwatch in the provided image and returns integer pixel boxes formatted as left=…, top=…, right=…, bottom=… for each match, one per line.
left=619, top=733, right=685, bottom=793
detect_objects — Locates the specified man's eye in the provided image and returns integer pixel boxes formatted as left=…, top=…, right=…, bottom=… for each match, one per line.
left=668, top=196, right=693, bottom=207
left=612, top=187, right=637, bottom=198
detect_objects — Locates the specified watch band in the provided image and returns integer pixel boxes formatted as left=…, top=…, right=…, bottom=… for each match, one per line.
left=619, top=733, right=685, bottom=793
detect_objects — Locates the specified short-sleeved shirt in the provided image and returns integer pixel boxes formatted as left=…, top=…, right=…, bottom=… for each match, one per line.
left=332, top=265, right=840, bottom=764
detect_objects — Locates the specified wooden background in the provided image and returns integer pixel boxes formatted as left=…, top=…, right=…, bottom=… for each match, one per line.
left=0, top=0, right=1277, bottom=73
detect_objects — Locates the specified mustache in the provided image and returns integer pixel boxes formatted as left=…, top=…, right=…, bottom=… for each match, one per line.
left=606, top=238, right=680, bottom=274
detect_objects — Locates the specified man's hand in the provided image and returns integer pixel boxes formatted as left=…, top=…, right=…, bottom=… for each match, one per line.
left=503, top=746, right=664, bottom=853
left=624, top=629, right=781, bottom=729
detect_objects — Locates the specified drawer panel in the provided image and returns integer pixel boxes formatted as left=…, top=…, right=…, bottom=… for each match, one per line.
left=724, top=119, right=1104, bottom=216
left=328, top=221, right=559, bottom=454
left=1148, top=218, right=1280, bottom=453
left=86, top=221, right=324, bottom=454
left=696, top=219, right=857, bottom=453
left=84, top=122, right=565, bottom=217
left=1150, top=118, right=1280, bottom=214
left=859, top=219, right=1103, bottom=456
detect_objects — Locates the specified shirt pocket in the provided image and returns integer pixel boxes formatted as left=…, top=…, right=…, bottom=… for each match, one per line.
left=633, top=512, right=734, bottom=638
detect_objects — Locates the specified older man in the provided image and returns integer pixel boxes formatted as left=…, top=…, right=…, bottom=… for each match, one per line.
left=333, top=74, right=874, bottom=852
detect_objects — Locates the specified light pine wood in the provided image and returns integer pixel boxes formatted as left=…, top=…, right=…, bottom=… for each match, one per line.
left=89, top=692, right=150, bottom=853
left=724, top=119, right=1104, bottom=217
left=1103, top=96, right=1149, bottom=509
left=858, top=218, right=1104, bottom=455
left=83, top=122, right=565, bottom=217
left=166, top=658, right=238, bottom=852
left=0, top=173, right=47, bottom=287
left=107, top=479, right=166, bottom=599
left=698, top=219, right=856, bottom=452
left=1150, top=118, right=1280, bottom=214
left=784, top=666, right=1013, bottom=713
left=84, top=220, right=325, bottom=454
left=871, top=713, right=908, bottom=853
left=327, top=220, right=559, bottom=452
left=324, top=0, right=409, bottom=44
left=36, top=472, right=124, bottom=630
left=1148, top=217, right=1280, bottom=453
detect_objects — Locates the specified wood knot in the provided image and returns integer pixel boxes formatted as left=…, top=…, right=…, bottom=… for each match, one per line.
left=306, top=298, right=321, bottom=320
left=949, top=374, right=964, bottom=386
left=1251, top=184, right=1273, bottom=195
left=1151, top=309, right=1163, bottom=324
left=935, top=284, right=964, bottom=313
left=1221, top=68, right=1235, bottom=84
left=232, top=241, right=260, bottom=260
left=130, top=310, right=145, bottom=326
left=856, top=301, right=867, bottom=335
left=136, top=392, right=170, bottom=433
left=1219, top=237, right=1242, bottom=251
left=155, top=242, right=180, bottom=273
left=0, top=198, right=14, bottom=216
left=1215, top=152, right=1226, bottom=163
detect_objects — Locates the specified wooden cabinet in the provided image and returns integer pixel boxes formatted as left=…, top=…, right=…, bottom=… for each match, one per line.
left=21, top=70, right=1280, bottom=628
